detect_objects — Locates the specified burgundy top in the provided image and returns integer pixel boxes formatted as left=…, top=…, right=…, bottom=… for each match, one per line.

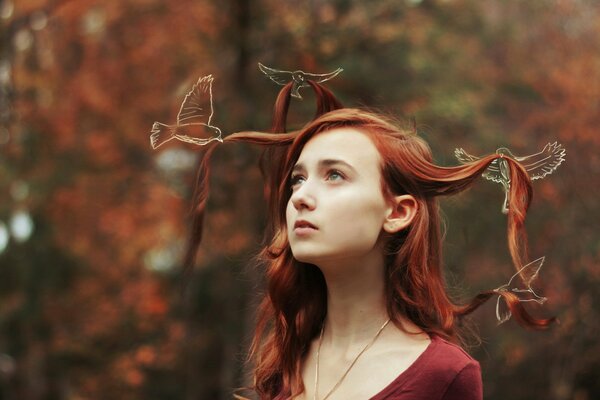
left=274, top=335, right=482, bottom=400
left=369, top=335, right=483, bottom=400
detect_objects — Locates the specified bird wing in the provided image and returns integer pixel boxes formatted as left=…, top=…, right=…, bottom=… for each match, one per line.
left=455, top=148, right=504, bottom=183
left=482, top=159, right=507, bottom=183
left=258, top=63, right=292, bottom=86
left=509, top=256, right=547, bottom=305
left=176, top=75, right=215, bottom=125
left=514, top=142, right=566, bottom=181
left=495, top=295, right=511, bottom=324
left=507, top=256, right=545, bottom=288
left=495, top=256, right=547, bottom=323
left=304, top=67, right=344, bottom=83
left=454, top=147, right=481, bottom=164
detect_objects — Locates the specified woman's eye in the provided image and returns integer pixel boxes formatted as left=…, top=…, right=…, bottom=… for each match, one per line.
left=327, top=170, right=344, bottom=181
left=290, top=175, right=305, bottom=188
left=289, top=170, right=344, bottom=190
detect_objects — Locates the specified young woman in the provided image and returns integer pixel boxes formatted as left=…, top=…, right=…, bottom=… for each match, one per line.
left=183, top=82, right=553, bottom=399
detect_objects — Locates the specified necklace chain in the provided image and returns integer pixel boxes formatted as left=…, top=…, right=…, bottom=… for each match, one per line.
left=313, top=318, right=391, bottom=400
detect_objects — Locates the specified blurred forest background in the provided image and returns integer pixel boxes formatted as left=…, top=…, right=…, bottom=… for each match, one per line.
left=1, top=0, right=598, bottom=399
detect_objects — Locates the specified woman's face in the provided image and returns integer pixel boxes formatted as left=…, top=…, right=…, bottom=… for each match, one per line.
left=286, top=127, right=391, bottom=266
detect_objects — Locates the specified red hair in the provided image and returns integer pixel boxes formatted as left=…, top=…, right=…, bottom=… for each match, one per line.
left=181, top=82, right=554, bottom=399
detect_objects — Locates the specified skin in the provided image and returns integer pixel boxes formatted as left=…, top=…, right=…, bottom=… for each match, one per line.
left=286, top=128, right=431, bottom=399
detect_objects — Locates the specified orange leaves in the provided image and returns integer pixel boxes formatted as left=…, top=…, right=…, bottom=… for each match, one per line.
left=84, top=130, right=125, bottom=166
left=135, top=344, right=157, bottom=365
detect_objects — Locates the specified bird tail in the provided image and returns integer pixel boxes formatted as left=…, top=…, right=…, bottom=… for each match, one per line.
left=290, top=86, right=303, bottom=99
left=150, top=122, right=176, bottom=149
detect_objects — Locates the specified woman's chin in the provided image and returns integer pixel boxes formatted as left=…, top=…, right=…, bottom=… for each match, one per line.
left=291, top=249, right=344, bottom=268
left=291, top=252, right=319, bottom=265
left=290, top=248, right=326, bottom=265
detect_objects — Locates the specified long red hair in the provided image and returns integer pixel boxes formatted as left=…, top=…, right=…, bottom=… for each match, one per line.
left=181, top=82, right=554, bottom=399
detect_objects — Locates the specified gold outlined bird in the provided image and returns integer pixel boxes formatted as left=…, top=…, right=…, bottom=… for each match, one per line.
left=150, top=75, right=222, bottom=149
left=494, top=256, right=547, bottom=324
left=258, top=62, right=343, bottom=99
left=454, top=142, right=566, bottom=214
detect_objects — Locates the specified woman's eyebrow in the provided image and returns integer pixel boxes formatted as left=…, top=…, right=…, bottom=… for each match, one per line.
left=292, top=159, right=357, bottom=174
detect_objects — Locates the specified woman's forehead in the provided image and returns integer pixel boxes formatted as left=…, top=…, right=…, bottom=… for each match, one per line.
left=295, top=127, right=381, bottom=168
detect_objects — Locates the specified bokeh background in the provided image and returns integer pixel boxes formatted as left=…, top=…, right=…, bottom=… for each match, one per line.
left=1, top=0, right=598, bottom=399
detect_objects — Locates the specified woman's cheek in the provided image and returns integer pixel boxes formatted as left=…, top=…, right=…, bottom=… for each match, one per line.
left=327, top=207, right=383, bottom=251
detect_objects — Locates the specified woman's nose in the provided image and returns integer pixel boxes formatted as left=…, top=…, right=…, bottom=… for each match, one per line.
left=290, top=184, right=316, bottom=211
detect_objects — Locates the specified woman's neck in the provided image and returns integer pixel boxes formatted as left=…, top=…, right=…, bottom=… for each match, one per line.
left=317, top=249, right=390, bottom=352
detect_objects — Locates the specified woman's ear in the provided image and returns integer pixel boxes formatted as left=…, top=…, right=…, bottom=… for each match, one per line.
left=383, top=194, right=418, bottom=233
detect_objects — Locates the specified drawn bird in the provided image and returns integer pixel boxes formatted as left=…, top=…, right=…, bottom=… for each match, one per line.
left=150, top=75, right=222, bottom=149
left=454, top=142, right=566, bottom=214
left=494, top=256, right=547, bottom=324
left=258, top=62, right=343, bottom=99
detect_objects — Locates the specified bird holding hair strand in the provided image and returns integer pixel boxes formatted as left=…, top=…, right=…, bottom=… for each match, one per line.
left=150, top=75, right=222, bottom=149
left=454, top=142, right=566, bottom=214
left=258, top=62, right=343, bottom=99
left=494, top=256, right=548, bottom=324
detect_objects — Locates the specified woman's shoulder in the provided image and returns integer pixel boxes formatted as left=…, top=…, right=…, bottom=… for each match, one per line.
left=370, top=335, right=482, bottom=400
left=422, top=336, right=482, bottom=399
left=392, top=334, right=479, bottom=384
left=425, top=335, right=480, bottom=372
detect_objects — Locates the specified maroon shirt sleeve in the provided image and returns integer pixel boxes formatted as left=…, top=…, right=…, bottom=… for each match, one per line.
left=370, top=336, right=483, bottom=400
left=441, top=362, right=483, bottom=400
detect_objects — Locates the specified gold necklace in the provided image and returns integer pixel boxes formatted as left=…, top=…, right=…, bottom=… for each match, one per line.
left=313, top=318, right=391, bottom=400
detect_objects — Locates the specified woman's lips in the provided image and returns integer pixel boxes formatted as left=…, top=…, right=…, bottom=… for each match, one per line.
left=294, top=226, right=318, bottom=236
left=293, top=220, right=318, bottom=235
